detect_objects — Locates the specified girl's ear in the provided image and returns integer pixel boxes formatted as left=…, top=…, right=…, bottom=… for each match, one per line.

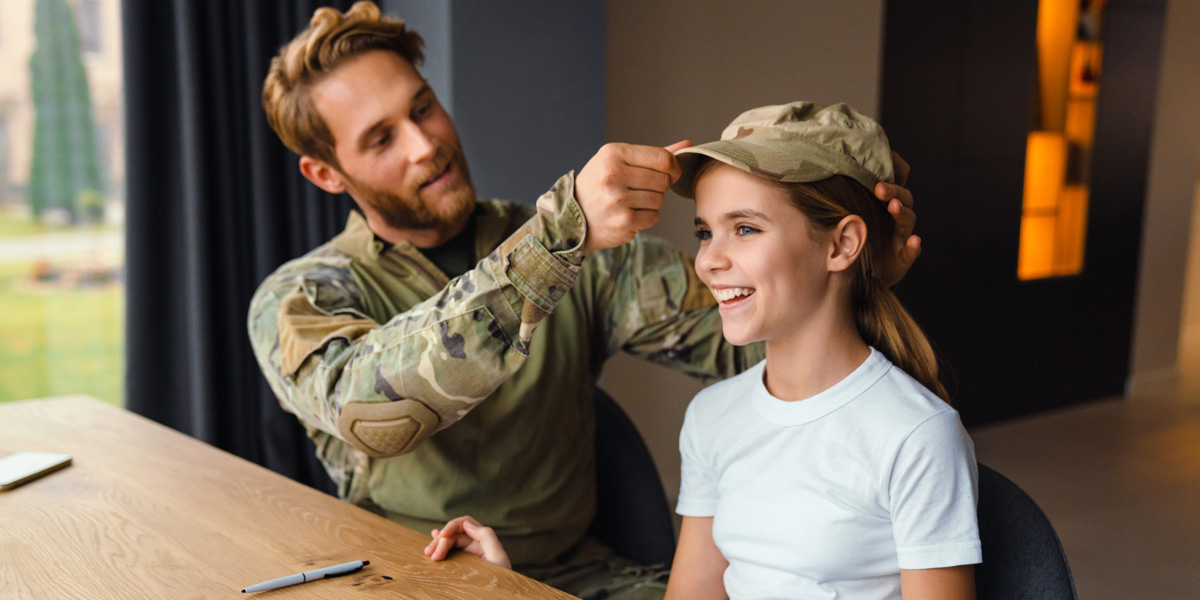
left=299, top=156, right=348, bottom=195
left=828, top=215, right=866, bottom=273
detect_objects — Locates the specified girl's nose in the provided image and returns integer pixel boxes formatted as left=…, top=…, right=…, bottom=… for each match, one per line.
left=695, top=237, right=730, bottom=274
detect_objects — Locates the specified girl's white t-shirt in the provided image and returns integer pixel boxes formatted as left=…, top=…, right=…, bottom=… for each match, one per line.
left=677, top=348, right=981, bottom=600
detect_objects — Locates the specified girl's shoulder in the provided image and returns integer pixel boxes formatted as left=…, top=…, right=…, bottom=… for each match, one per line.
left=698, top=358, right=766, bottom=396
left=688, top=359, right=767, bottom=414
left=820, top=350, right=963, bottom=441
left=869, top=358, right=956, bottom=420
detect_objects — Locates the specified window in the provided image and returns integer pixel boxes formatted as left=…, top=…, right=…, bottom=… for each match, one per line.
left=0, top=0, right=124, bottom=406
left=77, top=0, right=103, bottom=55
left=0, top=116, right=10, bottom=204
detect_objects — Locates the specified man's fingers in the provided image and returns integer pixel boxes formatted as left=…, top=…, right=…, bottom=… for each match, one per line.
left=618, top=144, right=682, bottom=183
left=891, top=151, right=910, bottom=187
left=889, top=198, right=916, bottom=240
left=621, top=165, right=673, bottom=194
left=631, top=208, right=660, bottom=233
left=902, top=235, right=922, bottom=265
left=623, top=189, right=666, bottom=212
left=664, top=139, right=693, bottom=153
left=875, top=181, right=914, bottom=211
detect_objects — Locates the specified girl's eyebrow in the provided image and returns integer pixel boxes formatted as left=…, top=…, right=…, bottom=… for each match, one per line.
left=694, top=210, right=771, bottom=227
left=721, top=209, right=771, bottom=222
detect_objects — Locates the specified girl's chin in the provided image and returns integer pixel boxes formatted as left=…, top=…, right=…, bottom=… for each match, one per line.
left=720, top=327, right=761, bottom=347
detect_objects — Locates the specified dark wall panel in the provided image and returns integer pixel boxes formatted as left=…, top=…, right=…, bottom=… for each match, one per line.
left=881, top=0, right=1165, bottom=426
left=450, top=0, right=606, bottom=205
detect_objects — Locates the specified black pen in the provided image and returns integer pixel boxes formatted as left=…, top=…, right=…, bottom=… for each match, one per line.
left=242, top=559, right=370, bottom=593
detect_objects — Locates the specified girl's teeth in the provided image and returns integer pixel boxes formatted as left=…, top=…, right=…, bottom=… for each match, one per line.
left=714, top=287, right=754, bottom=302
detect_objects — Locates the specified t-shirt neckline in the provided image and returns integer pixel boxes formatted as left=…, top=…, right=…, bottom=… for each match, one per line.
left=751, top=347, right=891, bottom=426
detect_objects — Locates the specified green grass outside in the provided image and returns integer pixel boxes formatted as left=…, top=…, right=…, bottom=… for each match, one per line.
left=0, top=261, right=124, bottom=406
left=0, top=212, right=122, bottom=238
left=0, top=213, right=48, bottom=237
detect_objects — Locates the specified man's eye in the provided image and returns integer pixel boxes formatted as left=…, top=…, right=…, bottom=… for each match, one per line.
left=736, top=225, right=759, bottom=236
left=413, top=102, right=433, bottom=119
left=694, top=229, right=712, bottom=241
left=372, top=133, right=391, bottom=148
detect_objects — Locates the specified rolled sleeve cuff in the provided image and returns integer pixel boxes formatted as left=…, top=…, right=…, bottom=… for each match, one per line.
left=539, top=171, right=587, bottom=266
left=675, top=498, right=716, bottom=517
left=896, top=540, right=982, bottom=569
left=506, top=234, right=578, bottom=313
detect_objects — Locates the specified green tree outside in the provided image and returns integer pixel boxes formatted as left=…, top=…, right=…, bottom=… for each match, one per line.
left=28, top=0, right=106, bottom=224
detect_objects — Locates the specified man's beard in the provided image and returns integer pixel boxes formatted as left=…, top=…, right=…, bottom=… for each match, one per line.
left=346, top=145, right=476, bottom=232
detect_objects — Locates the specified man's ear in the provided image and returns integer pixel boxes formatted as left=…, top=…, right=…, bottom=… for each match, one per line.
left=299, top=156, right=348, bottom=195
left=828, top=215, right=867, bottom=273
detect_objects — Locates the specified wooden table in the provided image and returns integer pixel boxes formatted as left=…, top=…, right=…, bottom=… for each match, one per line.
left=0, top=396, right=577, bottom=599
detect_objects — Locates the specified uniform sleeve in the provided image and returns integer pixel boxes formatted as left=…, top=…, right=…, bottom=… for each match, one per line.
left=248, top=173, right=586, bottom=459
left=888, top=409, right=982, bottom=569
left=676, top=399, right=718, bottom=517
left=590, top=233, right=764, bottom=381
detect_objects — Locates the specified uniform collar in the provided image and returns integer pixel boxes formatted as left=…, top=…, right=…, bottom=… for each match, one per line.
left=329, top=201, right=526, bottom=263
left=329, top=210, right=384, bottom=260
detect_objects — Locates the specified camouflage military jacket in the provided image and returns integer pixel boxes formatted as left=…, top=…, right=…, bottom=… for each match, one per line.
left=248, top=172, right=763, bottom=567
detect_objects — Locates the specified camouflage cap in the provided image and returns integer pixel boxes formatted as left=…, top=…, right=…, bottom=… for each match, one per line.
left=671, top=101, right=894, bottom=198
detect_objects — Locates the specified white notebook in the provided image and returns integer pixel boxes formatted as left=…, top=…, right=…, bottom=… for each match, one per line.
left=0, top=452, right=73, bottom=490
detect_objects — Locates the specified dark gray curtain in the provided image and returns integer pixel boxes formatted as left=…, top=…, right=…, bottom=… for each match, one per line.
left=122, top=0, right=358, bottom=494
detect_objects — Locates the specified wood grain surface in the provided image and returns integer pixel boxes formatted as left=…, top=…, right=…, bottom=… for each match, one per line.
left=0, top=396, right=578, bottom=599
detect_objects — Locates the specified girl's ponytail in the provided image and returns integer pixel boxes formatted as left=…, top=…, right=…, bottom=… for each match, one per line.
left=780, top=175, right=949, bottom=403
left=854, top=277, right=948, bottom=402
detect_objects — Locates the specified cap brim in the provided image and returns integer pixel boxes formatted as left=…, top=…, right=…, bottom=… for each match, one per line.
left=671, top=140, right=836, bottom=199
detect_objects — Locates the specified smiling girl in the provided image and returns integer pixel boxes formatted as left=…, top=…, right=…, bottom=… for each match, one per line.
left=423, top=102, right=978, bottom=600
left=665, top=102, right=979, bottom=600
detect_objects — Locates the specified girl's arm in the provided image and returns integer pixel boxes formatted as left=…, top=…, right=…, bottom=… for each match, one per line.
left=900, top=565, right=976, bottom=600
left=665, top=516, right=728, bottom=600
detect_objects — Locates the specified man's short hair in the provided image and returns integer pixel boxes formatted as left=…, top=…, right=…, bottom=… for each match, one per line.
left=262, top=1, right=424, bottom=168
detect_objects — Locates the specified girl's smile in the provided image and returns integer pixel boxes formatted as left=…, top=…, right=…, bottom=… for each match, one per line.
left=692, top=163, right=837, bottom=348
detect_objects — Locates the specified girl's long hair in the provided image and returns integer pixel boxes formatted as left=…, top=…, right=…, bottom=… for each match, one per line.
left=779, top=175, right=949, bottom=403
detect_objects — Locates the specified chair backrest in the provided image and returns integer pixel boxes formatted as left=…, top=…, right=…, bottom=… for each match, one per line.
left=975, top=462, right=1077, bottom=600
left=589, top=388, right=677, bottom=566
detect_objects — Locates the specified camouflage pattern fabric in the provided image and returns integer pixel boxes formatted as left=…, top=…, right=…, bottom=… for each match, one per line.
left=521, top=557, right=669, bottom=600
left=671, top=101, right=895, bottom=199
left=248, top=171, right=764, bottom=567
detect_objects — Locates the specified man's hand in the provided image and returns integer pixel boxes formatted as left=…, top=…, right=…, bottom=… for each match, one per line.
left=575, top=141, right=690, bottom=254
left=423, top=515, right=512, bottom=570
left=873, top=151, right=922, bottom=287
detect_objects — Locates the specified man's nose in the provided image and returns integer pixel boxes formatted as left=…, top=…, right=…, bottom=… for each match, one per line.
left=402, top=121, right=437, bottom=163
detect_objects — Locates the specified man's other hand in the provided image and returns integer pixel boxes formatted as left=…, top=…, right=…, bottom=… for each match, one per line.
left=576, top=141, right=690, bottom=254
left=874, top=151, right=921, bottom=287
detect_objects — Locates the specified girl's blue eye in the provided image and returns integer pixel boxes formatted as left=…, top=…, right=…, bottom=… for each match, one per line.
left=694, top=229, right=712, bottom=241
left=736, top=225, right=759, bottom=236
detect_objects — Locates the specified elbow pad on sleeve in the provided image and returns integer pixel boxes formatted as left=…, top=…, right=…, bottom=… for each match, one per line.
left=337, top=399, right=440, bottom=458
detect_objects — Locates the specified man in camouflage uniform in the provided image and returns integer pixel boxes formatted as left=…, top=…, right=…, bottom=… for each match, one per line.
left=248, top=3, right=920, bottom=598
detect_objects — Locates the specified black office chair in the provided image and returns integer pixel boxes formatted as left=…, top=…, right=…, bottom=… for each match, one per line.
left=589, top=388, right=677, bottom=567
left=975, top=462, right=1078, bottom=600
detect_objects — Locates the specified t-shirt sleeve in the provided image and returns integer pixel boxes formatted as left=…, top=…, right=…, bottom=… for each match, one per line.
left=888, top=409, right=982, bottom=569
left=676, top=399, right=718, bottom=517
